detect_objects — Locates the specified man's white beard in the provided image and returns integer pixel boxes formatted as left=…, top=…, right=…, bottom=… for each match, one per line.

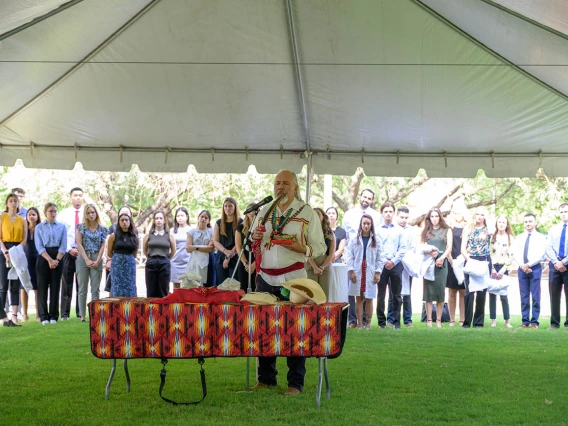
left=275, top=190, right=288, bottom=204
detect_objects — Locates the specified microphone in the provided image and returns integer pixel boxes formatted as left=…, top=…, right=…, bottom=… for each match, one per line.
left=243, top=196, right=274, bottom=215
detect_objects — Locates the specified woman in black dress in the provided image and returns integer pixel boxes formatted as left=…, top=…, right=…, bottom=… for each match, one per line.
left=235, top=203, right=256, bottom=292
left=23, top=207, right=40, bottom=322
left=212, top=197, right=242, bottom=286
left=326, top=207, right=346, bottom=263
left=446, top=209, right=467, bottom=326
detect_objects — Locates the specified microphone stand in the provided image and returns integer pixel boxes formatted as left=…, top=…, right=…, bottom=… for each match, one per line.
left=241, top=194, right=284, bottom=391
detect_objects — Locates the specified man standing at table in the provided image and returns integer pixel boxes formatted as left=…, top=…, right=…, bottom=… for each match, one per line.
left=58, top=187, right=84, bottom=320
left=342, top=189, right=382, bottom=327
left=251, top=169, right=326, bottom=396
left=545, top=203, right=568, bottom=329
left=512, top=213, right=546, bottom=329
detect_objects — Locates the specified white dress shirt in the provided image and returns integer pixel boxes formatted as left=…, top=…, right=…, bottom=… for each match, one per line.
left=342, top=206, right=382, bottom=243
left=58, top=206, right=84, bottom=252
left=545, top=222, right=568, bottom=265
left=512, top=231, right=547, bottom=268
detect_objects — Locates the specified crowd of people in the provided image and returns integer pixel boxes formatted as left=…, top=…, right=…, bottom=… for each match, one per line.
left=1, top=182, right=568, bottom=335
left=340, top=189, right=568, bottom=331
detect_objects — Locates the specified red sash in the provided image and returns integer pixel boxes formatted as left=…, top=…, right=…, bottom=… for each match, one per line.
left=258, top=261, right=305, bottom=276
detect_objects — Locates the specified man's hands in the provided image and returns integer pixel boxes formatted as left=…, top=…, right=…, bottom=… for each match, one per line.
left=69, top=248, right=78, bottom=257
left=554, top=260, right=567, bottom=272
left=384, top=260, right=394, bottom=270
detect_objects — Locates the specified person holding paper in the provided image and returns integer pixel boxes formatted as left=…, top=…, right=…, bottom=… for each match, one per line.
left=489, top=215, right=515, bottom=328
left=461, top=207, right=491, bottom=328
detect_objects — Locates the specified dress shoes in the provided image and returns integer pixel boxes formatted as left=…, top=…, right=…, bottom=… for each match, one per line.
left=251, top=382, right=274, bottom=390
left=283, top=387, right=302, bottom=396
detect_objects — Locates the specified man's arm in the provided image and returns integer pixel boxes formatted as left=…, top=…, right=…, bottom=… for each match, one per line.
left=304, top=208, right=326, bottom=259
left=391, top=228, right=407, bottom=266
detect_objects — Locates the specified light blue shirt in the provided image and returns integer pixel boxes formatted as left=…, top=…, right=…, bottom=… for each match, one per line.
left=35, top=220, right=67, bottom=255
left=546, top=222, right=568, bottom=265
left=377, top=223, right=407, bottom=265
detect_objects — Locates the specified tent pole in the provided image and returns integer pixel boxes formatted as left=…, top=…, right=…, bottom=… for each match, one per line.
left=285, top=0, right=311, bottom=154
left=410, top=0, right=568, bottom=102
left=0, top=0, right=164, bottom=127
left=478, top=0, right=568, bottom=42
left=305, top=155, right=312, bottom=204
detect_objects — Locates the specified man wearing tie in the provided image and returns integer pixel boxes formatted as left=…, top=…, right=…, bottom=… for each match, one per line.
left=545, top=203, right=568, bottom=329
left=58, top=188, right=84, bottom=320
left=512, top=213, right=547, bottom=329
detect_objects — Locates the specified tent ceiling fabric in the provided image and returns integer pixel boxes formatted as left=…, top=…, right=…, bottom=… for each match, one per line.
left=1, top=0, right=567, bottom=177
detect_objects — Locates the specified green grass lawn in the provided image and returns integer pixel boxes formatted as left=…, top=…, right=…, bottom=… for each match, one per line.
left=1, top=315, right=566, bottom=426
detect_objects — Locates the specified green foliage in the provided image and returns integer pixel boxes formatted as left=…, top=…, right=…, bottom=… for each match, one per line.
left=2, top=164, right=568, bottom=233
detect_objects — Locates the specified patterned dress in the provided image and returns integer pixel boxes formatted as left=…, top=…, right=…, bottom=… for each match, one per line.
left=111, top=237, right=138, bottom=297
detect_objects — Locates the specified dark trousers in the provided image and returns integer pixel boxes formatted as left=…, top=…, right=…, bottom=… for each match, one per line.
left=518, top=264, right=542, bottom=326
left=463, top=256, right=491, bottom=328
left=548, top=263, right=568, bottom=328
left=388, top=278, right=412, bottom=324
left=60, top=253, right=78, bottom=318
left=377, top=263, right=403, bottom=327
left=489, top=264, right=510, bottom=320
left=256, top=275, right=306, bottom=391
left=0, top=242, right=20, bottom=308
left=37, top=248, right=63, bottom=321
left=214, top=253, right=237, bottom=286
left=145, top=256, right=171, bottom=298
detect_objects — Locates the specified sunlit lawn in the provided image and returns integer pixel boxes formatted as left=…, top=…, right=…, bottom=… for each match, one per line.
left=1, top=314, right=566, bottom=426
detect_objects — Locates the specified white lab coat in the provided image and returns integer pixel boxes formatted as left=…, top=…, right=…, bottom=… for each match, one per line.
left=345, top=235, right=384, bottom=299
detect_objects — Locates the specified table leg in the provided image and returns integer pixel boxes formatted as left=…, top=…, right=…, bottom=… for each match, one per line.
left=323, top=357, right=330, bottom=399
left=316, top=358, right=323, bottom=408
left=124, top=359, right=131, bottom=393
left=105, top=359, right=117, bottom=400
left=245, top=358, right=250, bottom=391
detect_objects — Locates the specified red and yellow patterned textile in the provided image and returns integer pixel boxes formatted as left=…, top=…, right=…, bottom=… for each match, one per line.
left=89, top=298, right=347, bottom=359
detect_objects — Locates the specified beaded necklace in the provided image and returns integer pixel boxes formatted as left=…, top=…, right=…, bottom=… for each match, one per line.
left=270, top=204, right=306, bottom=236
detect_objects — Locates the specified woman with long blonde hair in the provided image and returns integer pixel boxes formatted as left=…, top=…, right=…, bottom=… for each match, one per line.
left=76, top=204, right=108, bottom=321
left=460, top=206, right=492, bottom=328
left=446, top=203, right=467, bottom=326
left=489, top=215, right=515, bottom=328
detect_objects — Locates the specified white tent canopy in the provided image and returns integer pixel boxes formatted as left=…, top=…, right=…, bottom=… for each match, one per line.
left=1, top=0, right=567, bottom=177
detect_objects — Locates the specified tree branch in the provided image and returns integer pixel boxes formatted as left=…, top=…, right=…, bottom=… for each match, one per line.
left=390, top=176, right=431, bottom=205
left=467, top=182, right=516, bottom=209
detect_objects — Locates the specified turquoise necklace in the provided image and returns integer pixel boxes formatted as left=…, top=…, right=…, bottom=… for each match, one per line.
left=271, top=207, right=294, bottom=234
